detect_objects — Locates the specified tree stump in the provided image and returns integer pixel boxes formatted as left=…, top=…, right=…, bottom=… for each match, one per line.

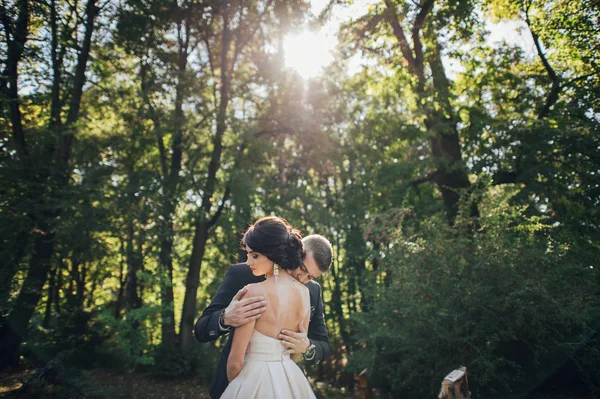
left=356, top=368, right=371, bottom=399
left=438, top=366, right=471, bottom=399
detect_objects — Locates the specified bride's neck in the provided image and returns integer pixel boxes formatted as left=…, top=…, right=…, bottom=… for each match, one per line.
left=265, top=268, right=291, bottom=280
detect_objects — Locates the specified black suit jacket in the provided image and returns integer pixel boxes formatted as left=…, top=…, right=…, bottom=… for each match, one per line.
left=195, top=263, right=330, bottom=399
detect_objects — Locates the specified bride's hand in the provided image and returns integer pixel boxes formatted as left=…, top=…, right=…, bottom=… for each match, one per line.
left=280, top=323, right=310, bottom=356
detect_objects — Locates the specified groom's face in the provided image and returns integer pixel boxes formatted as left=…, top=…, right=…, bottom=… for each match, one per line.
left=289, top=252, right=322, bottom=284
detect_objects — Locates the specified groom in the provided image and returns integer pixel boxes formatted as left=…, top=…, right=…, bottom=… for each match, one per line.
left=195, top=234, right=332, bottom=398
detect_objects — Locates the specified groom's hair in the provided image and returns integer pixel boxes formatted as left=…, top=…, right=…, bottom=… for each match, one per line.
left=303, top=235, right=333, bottom=272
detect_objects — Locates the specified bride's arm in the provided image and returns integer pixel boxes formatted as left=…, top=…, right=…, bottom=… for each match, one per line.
left=227, top=320, right=255, bottom=381
left=227, top=285, right=258, bottom=381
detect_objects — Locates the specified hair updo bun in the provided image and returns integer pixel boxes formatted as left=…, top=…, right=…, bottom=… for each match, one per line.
left=278, top=230, right=304, bottom=270
left=242, top=216, right=305, bottom=270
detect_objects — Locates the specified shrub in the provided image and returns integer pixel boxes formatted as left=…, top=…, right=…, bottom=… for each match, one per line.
left=95, top=305, right=160, bottom=370
left=351, top=196, right=599, bottom=397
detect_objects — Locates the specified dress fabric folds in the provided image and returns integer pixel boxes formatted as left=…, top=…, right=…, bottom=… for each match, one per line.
left=220, top=330, right=316, bottom=399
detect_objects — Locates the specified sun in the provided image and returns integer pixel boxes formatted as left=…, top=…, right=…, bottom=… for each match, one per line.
left=282, top=30, right=335, bottom=80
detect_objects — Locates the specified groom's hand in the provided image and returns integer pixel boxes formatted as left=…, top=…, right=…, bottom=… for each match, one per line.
left=223, top=286, right=267, bottom=328
left=280, top=323, right=310, bottom=355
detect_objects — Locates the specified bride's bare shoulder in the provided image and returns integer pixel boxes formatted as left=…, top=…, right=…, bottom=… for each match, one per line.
left=290, top=279, right=310, bottom=300
left=300, top=282, right=310, bottom=300
left=297, top=280, right=309, bottom=294
left=245, top=282, right=266, bottom=297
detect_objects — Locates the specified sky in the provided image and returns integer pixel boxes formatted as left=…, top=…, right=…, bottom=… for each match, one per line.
left=282, top=0, right=537, bottom=79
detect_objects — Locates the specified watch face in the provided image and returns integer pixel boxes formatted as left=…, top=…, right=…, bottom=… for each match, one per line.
left=304, top=344, right=316, bottom=360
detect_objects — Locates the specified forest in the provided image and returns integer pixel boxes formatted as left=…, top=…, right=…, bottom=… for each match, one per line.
left=1, top=0, right=599, bottom=397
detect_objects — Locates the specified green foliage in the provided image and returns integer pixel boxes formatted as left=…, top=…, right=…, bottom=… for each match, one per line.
left=25, top=310, right=103, bottom=367
left=2, top=0, right=599, bottom=395
left=95, top=306, right=159, bottom=371
left=152, top=343, right=219, bottom=381
left=351, top=191, right=600, bottom=397
left=93, top=306, right=219, bottom=379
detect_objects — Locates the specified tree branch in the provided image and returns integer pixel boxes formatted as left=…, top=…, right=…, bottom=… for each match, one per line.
left=412, top=0, right=434, bottom=72
left=563, top=69, right=600, bottom=89
left=201, top=8, right=232, bottom=217
left=523, top=6, right=560, bottom=119
left=1, top=0, right=30, bottom=159
left=383, top=0, right=417, bottom=73
left=58, top=0, right=99, bottom=164
left=491, top=170, right=520, bottom=185
left=140, top=60, right=168, bottom=178
left=207, top=184, right=231, bottom=230
left=206, top=138, right=246, bottom=230
left=49, top=0, right=62, bottom=131
left=351, top=11, right=384, bottom=43
left=230, top=0, right=273, bottom=77
left=411, top=171, right=437, bottom=186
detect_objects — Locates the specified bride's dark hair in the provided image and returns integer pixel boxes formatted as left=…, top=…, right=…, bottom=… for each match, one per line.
left=241, top=216, right=304, bottom=270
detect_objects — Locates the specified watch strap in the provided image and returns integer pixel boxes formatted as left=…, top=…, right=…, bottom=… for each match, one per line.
left=303, top=341, right=316, bottom=361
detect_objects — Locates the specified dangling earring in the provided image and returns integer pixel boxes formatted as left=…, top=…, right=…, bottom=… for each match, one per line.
left=273, top=263, right=279, bottom=284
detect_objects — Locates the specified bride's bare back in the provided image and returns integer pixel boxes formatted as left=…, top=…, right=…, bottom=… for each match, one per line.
left=222, top=271, right=317, bottom=398
left=250, top=272, right=310, bottom=339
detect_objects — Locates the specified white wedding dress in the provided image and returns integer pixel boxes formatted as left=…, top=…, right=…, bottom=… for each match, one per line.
left=220, top=329, right=317, bottom=398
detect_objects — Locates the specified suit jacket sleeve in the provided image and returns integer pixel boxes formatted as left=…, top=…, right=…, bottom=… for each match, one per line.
left=307, top=282, right=330, bottom=363
left=194, top=265, right=241, bottom=343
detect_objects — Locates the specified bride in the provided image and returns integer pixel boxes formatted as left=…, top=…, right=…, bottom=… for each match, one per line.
left=221, top=216, right=316, bottom=398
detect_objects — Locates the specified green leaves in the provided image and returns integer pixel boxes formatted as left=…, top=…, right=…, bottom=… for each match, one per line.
left=354, top=191, right=600, bottom=397
left=2, top=0, right=599, bottom=392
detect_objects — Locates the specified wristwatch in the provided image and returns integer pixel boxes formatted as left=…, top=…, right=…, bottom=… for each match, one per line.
left=303, top=342, right=316, bottom=361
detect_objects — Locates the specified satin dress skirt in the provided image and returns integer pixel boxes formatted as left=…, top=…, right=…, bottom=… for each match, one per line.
left=220, top=330, right=316, bottom=399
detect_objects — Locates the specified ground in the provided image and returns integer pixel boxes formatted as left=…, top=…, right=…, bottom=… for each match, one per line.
left=0, top=369, right=210, bottom=398
left=0, top=370, right=354, bottom=398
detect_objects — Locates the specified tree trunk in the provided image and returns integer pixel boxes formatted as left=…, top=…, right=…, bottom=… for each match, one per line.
left=0, top=0, right=98, bottom=371
left=346, top=158, right=370, bottom=311
left=426, top=120, right=473, bottom=221
left=76, top=262, right=86, bottom=306
left=1, top=0, right=30, bottom=159
left=179, top=9, right=233, bottom=354
left=158, top=229, right=177, bottom=348
left=179, top=222, right=209, bottom=352
left=55, top=257, right=63, bottom=314
left=426, top=40, right=477, bottom=221
left=66, top=257, right=81, bottom=310
left=49, top=0, right=62, bottom=130
left=43, top=265, right=57, bottom=328
left=57, top=0, right=98, bottom=163
left=115, top=238, right=126, bottom=319
left=331, top=239, right=351, bottom=348
left=156, top=13, right=189, bottom=351
left=86, top=270, right=98, bottom=309
left=125, top=218, right=142, bottom=312
left=135, top=221, right=147, bottom=304
left=0, top=230, right=54, bottom=370
left=383, top=1, right=477, bottom=222
left=330, top=240, right=355, bottom=390
left=0, top=229, right=29, bottom=309
left=0, top=0, right=30, bottom=306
